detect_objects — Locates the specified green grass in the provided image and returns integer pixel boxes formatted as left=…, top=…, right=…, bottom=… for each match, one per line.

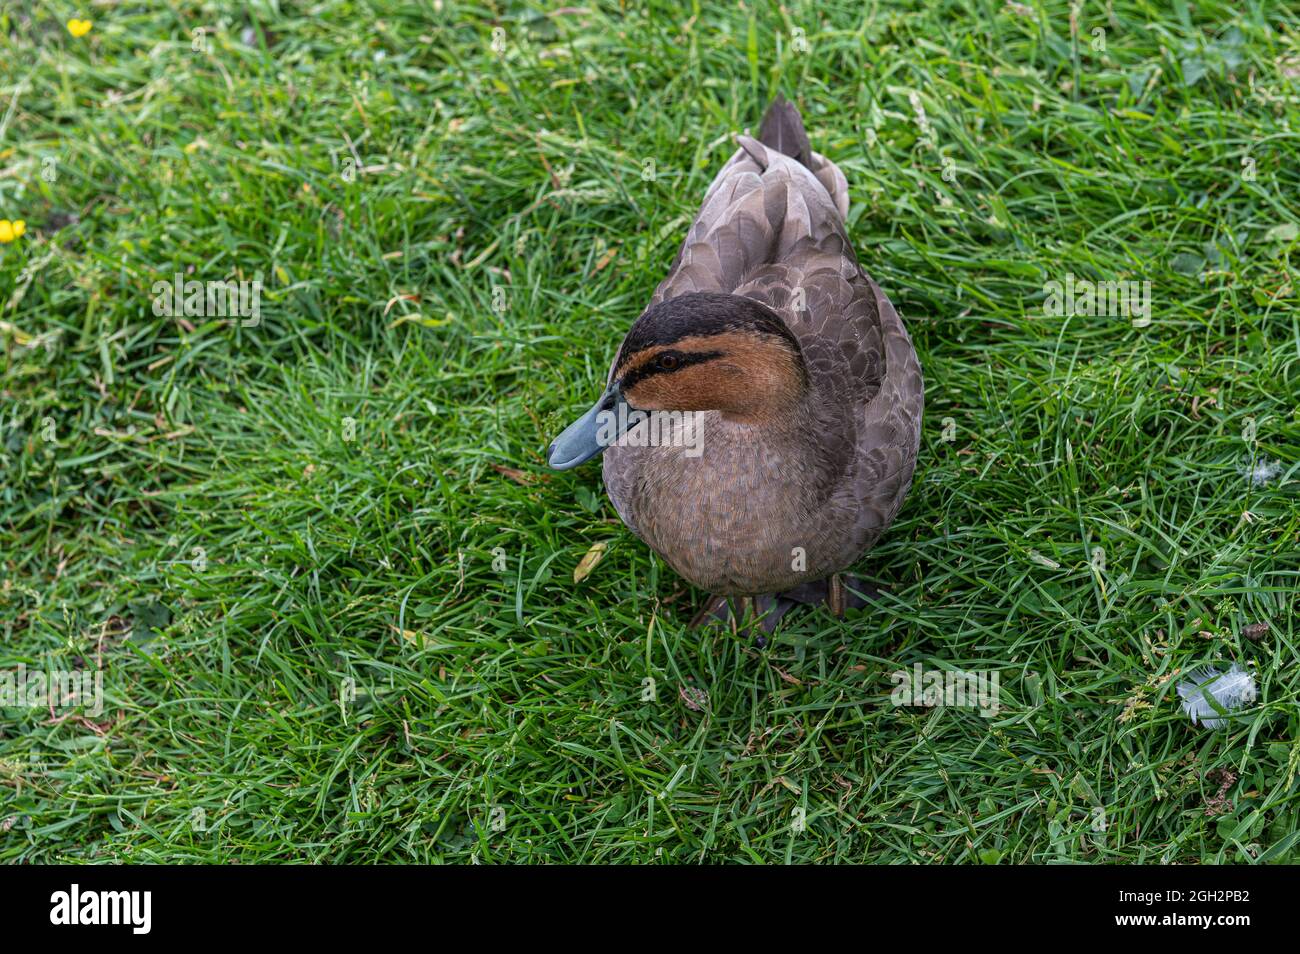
left=1, top=0, right=1298, bottom=863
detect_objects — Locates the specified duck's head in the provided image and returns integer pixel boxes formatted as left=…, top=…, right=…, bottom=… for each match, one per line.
left=547, top=292, right=807, bottom=469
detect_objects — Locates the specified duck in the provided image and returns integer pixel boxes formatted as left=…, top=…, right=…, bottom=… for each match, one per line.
left=547, top=95, right=924, bottom=637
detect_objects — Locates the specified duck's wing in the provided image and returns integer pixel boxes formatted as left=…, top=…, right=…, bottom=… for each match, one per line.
left=649, top=134, right=850, bottom=306
left=652, top=130, right=890, bottom=405
left=840, top=276, right=924, bottom=557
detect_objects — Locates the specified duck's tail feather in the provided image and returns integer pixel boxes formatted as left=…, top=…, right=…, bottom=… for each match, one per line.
left=757, top=94, right=814, bottom=171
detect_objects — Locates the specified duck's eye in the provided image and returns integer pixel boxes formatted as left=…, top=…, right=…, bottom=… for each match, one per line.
left=657, top=353, right=681, bottom=371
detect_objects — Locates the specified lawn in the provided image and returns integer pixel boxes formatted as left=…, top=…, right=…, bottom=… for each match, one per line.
left=1, top=0, right=1298, bottom=863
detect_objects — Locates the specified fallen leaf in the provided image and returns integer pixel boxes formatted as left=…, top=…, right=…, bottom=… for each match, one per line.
left=775, top=775, right=801, bottom=794
left=391, top=626, right=423, bottom=647
left=773, top=667, right=804, bottom=686
left=573, top=541, right=607, bottom=583
left=1028, top=549, right=1060, bottom=569
left=594, top=246, right=618, bottom=271
left=383, top=293, right=421, bottom=316
left=491, top=463, right=547, bottom=484
left=388, top=313, right=453, bottom=329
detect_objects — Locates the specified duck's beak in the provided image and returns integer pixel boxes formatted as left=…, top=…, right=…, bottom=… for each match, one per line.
left=547, top=382, right=631, bottom=470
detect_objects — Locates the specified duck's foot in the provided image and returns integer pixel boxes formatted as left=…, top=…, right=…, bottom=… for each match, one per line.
left=688, top=594, right=794, bottom=647
left=776, top=574, right=878, bottom=618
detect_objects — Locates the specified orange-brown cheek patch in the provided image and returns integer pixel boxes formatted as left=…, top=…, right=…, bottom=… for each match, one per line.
left=625, top=366, right=725, bottom=411
left=616, top=331, right=804, bottom=417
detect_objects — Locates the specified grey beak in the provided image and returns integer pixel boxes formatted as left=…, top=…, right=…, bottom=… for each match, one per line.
left=547, top=383, right=634, bottom=470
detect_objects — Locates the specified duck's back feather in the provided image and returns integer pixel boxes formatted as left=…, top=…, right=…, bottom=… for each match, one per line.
left=757, top=93, right=814, bottom=170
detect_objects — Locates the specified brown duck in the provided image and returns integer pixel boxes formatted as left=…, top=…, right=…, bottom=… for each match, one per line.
left=548, top=95, right=924, bottom=636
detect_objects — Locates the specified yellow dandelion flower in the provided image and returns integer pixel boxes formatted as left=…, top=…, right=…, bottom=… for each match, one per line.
left=0, top=220, right=25, bottom=243
left=67, top=19, right=93, bottom=38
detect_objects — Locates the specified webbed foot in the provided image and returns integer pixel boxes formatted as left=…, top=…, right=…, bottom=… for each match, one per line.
left=688, top=594, right=795, bottom=647
left=776, top=574, right=878, bottom=618
left=686, top=575, right=878, bottom=642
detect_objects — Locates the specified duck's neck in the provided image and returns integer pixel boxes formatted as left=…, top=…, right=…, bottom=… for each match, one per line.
left=717, top=389, right=851, bottom=494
